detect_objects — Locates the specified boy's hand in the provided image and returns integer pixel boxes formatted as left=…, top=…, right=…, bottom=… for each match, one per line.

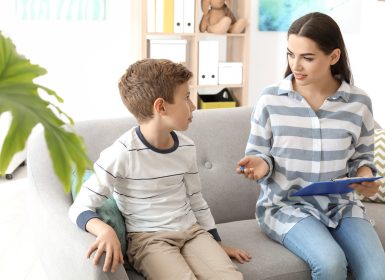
left=237, top=155, right=269, bottom=181
left=220, top=243, right=252, bottom=263
left=86, top=219, right=124, bottom=273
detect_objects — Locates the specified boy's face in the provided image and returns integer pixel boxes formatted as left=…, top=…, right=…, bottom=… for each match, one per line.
left=164, top=82, right=196, bottom=131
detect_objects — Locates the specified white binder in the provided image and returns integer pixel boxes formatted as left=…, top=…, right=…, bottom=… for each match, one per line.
left=155, top=0, right=164, bottom=32
left=198, top=40, right=219, bottom=85
left=174, top=0, right=184, bottom=33
left=174, top=0, right=194, bottom=33
left=183, top=0, right=195, bottom=33
left=147, top=0, right=155, bottom=32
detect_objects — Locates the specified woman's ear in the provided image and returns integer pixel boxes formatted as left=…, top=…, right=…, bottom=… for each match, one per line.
left=330, top=48, right=341, bottom=65
left=153, top=97, right=166, bottom=115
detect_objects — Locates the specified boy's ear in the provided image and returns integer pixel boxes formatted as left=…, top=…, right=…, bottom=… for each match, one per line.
left=330, top=48, right=341, bottom=65
left=153, top=97, right=166, bottom=114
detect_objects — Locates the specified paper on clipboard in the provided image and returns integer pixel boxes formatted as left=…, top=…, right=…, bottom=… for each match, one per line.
left=292, top=176, right=383, bottom=196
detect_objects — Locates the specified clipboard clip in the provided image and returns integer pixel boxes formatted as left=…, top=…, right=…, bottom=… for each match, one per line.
left=330, top=174, right=348, bottom=181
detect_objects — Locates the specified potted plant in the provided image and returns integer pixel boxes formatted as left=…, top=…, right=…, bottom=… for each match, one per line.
left=0, top=31, right=92, bottom=193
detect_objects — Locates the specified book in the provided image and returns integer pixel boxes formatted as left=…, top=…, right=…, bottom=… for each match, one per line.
left=292, top=176, right=383, bottom=196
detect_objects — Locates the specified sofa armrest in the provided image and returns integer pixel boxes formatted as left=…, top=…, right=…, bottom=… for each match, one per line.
left=27, top=131, right=129, bottom=280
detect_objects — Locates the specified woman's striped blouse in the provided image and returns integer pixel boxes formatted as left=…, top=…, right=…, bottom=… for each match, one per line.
left=246, top=75, right=376, bottom=243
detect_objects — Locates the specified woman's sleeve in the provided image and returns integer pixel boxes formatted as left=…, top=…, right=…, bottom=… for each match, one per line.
left=348, top=97, right=377, bottom=176
left=245, top=96, right=274, bottom=181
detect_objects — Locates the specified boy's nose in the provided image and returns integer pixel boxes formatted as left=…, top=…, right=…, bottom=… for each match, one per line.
left=190, top=100, right=196, bottom=111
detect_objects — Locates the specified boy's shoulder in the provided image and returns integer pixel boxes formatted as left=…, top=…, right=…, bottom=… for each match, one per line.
left=115, top=126, right=140, bottom=146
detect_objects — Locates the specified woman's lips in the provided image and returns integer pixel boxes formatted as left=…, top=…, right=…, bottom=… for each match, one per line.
left=294, top=73, right=307, bottom=80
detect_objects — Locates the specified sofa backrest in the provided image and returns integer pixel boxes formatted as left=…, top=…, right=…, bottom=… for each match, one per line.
left=70, top=107, right=259, bottom=224
left=184, top=107, right=259, bottom=223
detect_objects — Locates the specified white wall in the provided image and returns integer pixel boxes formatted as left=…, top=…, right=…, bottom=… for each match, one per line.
left=0, top=0, right=142, bottom=121
left=2, top=1, right=385, bottom=124
left=248, top=0, right=385, bottom=125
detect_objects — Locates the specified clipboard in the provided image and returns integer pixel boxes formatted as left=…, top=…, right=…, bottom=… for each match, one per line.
left=292, top=176, right=383, bottom=196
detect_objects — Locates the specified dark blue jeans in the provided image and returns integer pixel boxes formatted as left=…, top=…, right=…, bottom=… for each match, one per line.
left=283, top=216, right=385, bottom=280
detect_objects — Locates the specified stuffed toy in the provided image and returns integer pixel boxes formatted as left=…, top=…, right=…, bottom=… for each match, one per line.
left=199, top=0, right=247, bottom=34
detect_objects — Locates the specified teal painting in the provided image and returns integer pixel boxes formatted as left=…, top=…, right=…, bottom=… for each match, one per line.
left=258, top=0, right=361, bottom=32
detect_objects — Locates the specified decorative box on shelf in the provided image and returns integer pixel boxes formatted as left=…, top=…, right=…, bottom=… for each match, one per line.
left=198, top=88, right=236, bottom=109
left=148, top=39, right=187, bottom=63
left=218, top=62, right=243, bottom=85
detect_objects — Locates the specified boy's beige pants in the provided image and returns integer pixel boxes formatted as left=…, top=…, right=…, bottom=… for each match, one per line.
left=127, top=223, right=243, bottom=280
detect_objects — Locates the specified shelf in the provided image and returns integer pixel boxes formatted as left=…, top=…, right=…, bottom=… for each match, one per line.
left=141, top=0, right=250, bottom=108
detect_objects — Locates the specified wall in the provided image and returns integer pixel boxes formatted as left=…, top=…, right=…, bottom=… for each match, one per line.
left=0, top=0, right=141, bottom=121
left=2, top=1, right=385, bottom=124
left=248, top=0, right=385, bottom=125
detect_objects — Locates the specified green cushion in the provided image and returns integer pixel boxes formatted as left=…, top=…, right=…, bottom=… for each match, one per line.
left=357, top=129, right=385, bottom=202
left=71, top=170, right=127, bottom=257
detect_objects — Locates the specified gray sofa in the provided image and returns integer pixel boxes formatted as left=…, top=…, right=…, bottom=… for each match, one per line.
left=27, top=106, right=385, bottom=280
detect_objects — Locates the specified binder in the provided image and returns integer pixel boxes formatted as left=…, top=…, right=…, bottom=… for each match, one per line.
left=155, top=0, right=164, bottom=32
left=183, top=0, right=195, bottom=33
left=163, top=0, right=174, bottom=33
left=147, top=0, right=156, bottom=32
left=292, top=176, right=383, bottom=196
left=198, top=40, right=219, bottom=85
left=173, top=0, right=194, bottom=33
left=174, top=0, right=184, bottom=33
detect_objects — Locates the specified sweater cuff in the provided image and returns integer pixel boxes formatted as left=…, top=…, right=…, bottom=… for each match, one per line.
left=255, top=154, right=273, bottom=184
left=76, top=210, right=100, bottom=231
left=208, top=228, right=221, bottom=241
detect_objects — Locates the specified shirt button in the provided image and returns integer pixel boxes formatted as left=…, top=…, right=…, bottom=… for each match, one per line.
left=204, top=162, right=212, bottom=169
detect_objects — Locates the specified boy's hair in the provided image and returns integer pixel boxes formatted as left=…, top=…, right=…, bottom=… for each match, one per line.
left=284, top=12, right=352, bottom=84
left=118, top=58, right=193, bottom=122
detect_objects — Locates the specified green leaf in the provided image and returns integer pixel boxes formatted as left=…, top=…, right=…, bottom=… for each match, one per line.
left=0, top=31, right=92, bottom=192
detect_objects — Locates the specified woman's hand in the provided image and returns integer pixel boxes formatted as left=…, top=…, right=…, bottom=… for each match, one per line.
left=237, top=155, right=269, bottom=181
left=350, top=180, right=380, bottom=197
left=351, top=166, right=381, bottom=197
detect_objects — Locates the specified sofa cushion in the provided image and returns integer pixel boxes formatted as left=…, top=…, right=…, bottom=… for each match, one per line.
left=357, top=129, right=385, bottom=202
left=217, top=219, right=311, bottom=280
left=71, top=170, right=127, bottom=259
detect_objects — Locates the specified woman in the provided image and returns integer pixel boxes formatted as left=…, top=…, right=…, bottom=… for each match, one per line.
left=238, top=12, right=385, bottom=280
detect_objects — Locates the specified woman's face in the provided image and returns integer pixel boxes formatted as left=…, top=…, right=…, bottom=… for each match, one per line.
left=287, top=34, right=340, bottom=87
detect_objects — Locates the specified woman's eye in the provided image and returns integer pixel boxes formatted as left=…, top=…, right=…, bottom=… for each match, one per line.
left=304, top=57, right=313, bottom=61
left=287, top=52, right=294, bottom=58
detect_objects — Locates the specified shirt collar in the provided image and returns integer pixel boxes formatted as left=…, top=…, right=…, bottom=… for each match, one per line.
left=277, top=74, right=351, bottom=102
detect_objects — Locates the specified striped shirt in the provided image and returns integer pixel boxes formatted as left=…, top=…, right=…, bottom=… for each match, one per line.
left=247, top=75, right=376, bottom=243
left=69, top=126, right=220, bottom=240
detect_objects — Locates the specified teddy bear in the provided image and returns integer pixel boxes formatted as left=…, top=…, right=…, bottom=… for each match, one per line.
left=199, top=0, right=247, bottom=34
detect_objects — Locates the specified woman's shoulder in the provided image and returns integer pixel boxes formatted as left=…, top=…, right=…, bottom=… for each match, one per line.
left=262, top=76, right=293, bottom=95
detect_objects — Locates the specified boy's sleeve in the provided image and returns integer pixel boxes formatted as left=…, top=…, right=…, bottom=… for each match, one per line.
left=184, top=148, right=221, bottom=241
left=348, top=98, right=377, bottom=176
left=68, top=143, right=125, bottom=231
left=245, top=98, right=274, bottom=182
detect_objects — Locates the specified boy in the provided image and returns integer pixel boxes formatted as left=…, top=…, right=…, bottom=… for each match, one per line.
left=69, top=59, right=251, bottom=279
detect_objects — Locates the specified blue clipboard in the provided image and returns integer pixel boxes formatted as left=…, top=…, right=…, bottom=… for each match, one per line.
left=292, top=176, right=383, bottom=196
